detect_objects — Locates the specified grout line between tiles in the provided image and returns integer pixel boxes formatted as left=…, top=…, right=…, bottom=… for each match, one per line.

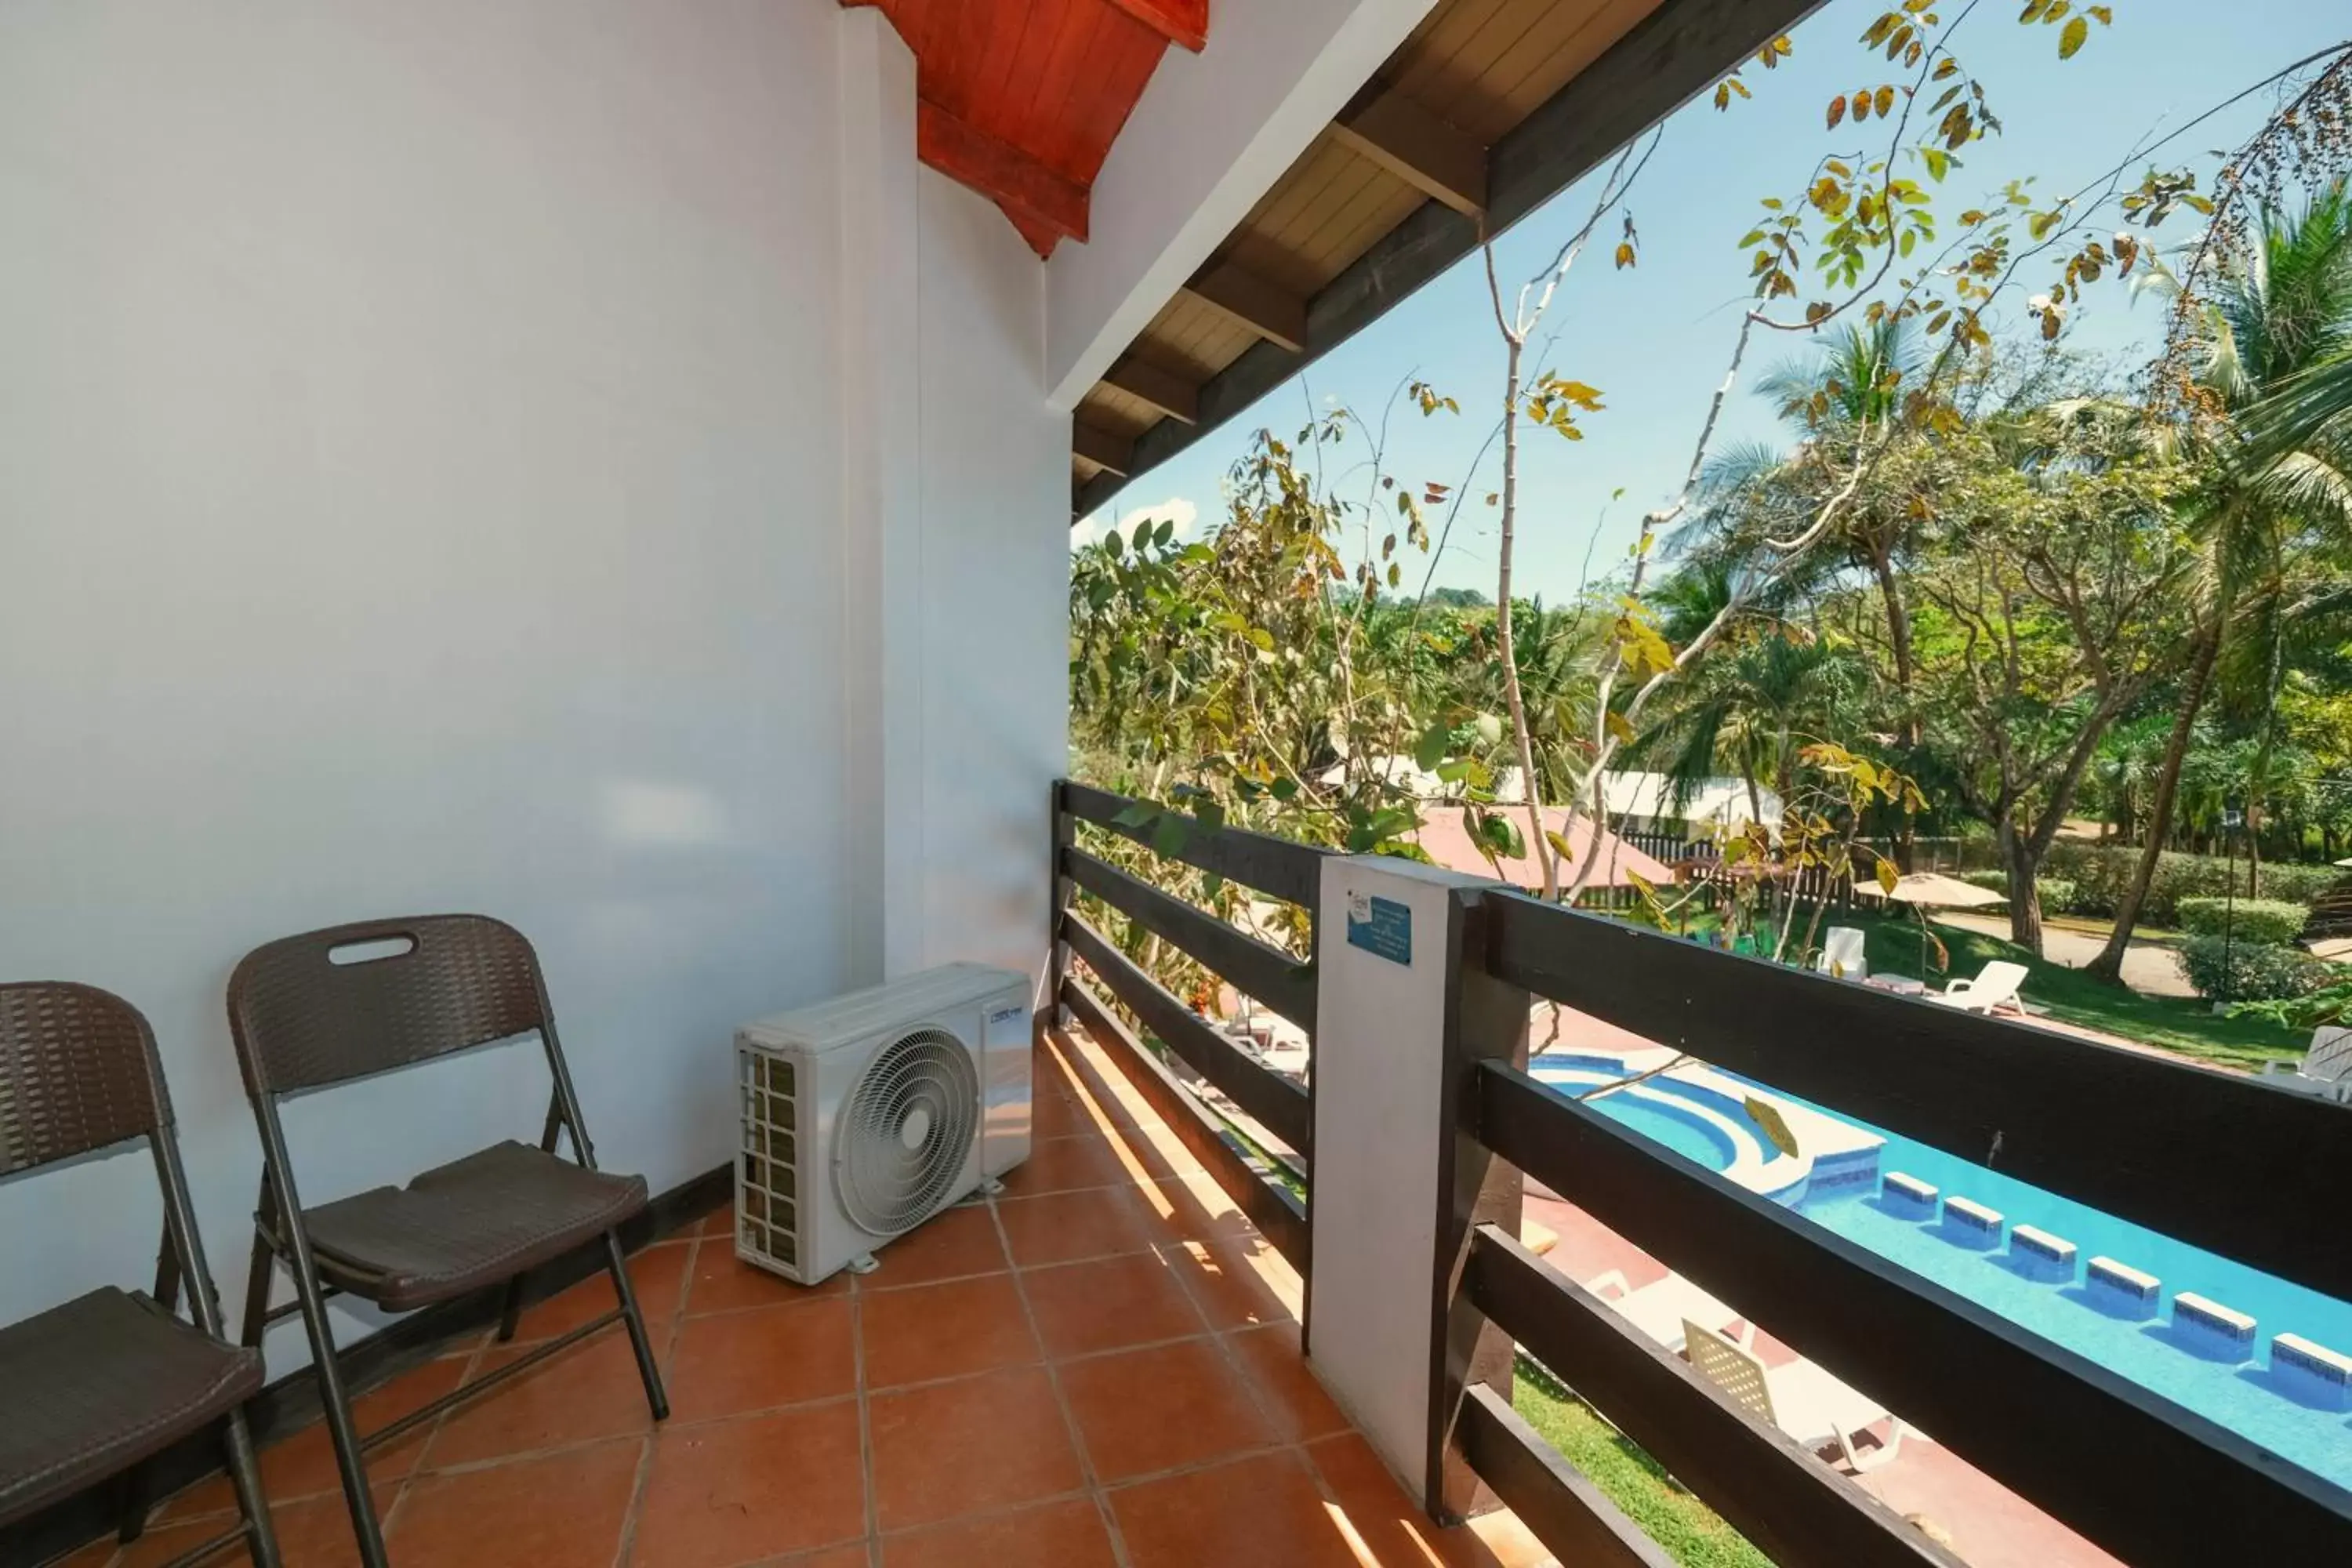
left=608, top=1224, right=703, bottom=1566
left=987, top=1188, right=1136, bottom=1568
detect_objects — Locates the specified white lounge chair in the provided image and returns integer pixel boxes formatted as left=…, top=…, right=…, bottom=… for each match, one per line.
left=1586, top=1269, right=1753, bottom=1353
left=1929, top=960, right=2029, bottom=1014
left=1814, top=926, right=1868, bottom=980
left=1683, top=1320, right=1904, bottom=1473
left=2261, top=1025, right=2352, bottom=1102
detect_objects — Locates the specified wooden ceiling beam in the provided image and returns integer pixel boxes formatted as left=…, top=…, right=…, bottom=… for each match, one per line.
left=1331, top=88, right=1487, bottom=218
left=1073, top=421, right=1135, bottom=476
left=1100, top=357, right=1200, bottom=425
left=1182, top=261, right=1308, bottom=354
left=916, top=99, right=1088, bottom=245
left=1076, top=0, right=1831, bottom=521
left=1103, top=0, right=1209, bottom=53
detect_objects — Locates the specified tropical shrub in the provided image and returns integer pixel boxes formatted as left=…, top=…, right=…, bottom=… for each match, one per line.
left=2230, top=975, right=2352, bottom=1029
left=2179, top=936, right=2331, bottom=1003
left=2175, top=897, right=2310, bottom=945
left=1957, top=869, right=2080, bottom=913
left=2041, top=844, right=2343, bottom=924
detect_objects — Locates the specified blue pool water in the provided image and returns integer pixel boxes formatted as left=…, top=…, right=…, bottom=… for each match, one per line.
left=1530, top=1054, right=1758, bottom=1173
left=1577, top=1087, right=1740, bottom=1169
left=1533, top=1058, right=2352, bottom=1488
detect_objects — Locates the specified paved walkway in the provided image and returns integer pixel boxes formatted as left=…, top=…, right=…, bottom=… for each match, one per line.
left=1935, top=912, right=2191, bottom=997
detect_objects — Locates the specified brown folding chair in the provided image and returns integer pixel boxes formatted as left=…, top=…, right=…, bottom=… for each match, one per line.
left=226, top=916, right=668, bottom=1568
left=0, top=982, right=281, bottom=1568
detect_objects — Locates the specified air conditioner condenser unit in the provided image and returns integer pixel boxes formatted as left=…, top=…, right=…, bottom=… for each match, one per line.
left=734, top=962, right=1031, bottom=1286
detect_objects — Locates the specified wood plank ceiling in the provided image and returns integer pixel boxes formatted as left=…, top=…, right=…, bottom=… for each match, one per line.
left=1070, top=0, right=1829, bottom=517
left=843, top=0, right=1206, bottom=256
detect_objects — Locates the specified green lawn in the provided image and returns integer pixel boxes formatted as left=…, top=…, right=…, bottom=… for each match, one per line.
left=1853, top=916, right=2307, bottom=1071
left=1512, top=1363, right=1769, bottom=1568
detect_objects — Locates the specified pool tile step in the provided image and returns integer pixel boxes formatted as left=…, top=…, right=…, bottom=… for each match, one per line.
left=2172, top=1292, right=2256, bottom=1363
left=2272, top=1333, right=2352, bottom=1410
left=1882, top=1171, right=1937, bottom=1219
left=1940, top=1196, right=2003, bottom=1250
left=2085, top=1256, right=2161, bottom=1320
left=2010, top=1224, right=2077, bottom=1281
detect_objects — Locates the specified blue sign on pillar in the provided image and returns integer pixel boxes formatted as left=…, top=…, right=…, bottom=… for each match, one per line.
left=1345, top=891, right=1413, bottom=966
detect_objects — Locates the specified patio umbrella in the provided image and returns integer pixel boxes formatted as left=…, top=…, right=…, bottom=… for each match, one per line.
left=1853, top=872, right=2008, bottom=978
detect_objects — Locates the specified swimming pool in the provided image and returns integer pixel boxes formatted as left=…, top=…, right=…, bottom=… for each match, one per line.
left=1788, top=1103, right=2352, bottom=1490
left=1533, top=1051, right=2352, bottom=1489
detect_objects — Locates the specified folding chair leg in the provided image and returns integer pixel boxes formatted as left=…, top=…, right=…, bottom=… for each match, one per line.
left=240, top=1227, right=275, bottom=1349
left=602, top=1231, right=670, bottom=1421
left=495, top=1271, right=528, bottom=1344
left=220, top=1406, right=286, bottom=1568
left=116, top=1465, right=149, bottom=1545
left=281, top=1256, right=390, bottom=1568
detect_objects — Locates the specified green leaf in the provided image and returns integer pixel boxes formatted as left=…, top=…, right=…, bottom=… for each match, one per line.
left=1415, top=721, right=1452, bottom=772
left=1151, top=812, right=1189, bottom=858
left=1474, top=812, right=1525, bottom=861
left=1472, top=713, right=1504, bottom=747
left=1104, top=529, right=1123, bottom=557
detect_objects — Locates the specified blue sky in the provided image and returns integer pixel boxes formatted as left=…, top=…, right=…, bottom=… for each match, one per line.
left=1078, top=0, right=2352, bottom=601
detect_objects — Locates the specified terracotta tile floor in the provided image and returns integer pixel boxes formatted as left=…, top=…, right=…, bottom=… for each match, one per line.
left=68, top=1032, right=1543, bottom=1568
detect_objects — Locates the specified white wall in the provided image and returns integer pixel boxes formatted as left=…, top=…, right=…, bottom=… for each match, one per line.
left=913, top=168, right=1071, bottom=977
left=0, top=0, right=1067, bottom=1363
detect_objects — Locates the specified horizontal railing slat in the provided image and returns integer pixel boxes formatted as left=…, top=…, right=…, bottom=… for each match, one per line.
left=1060, top=780, right=1327, bottom=908
left=1483, top=893, right=2352, bottom=1303
left=1060, top=909, right=1313, bottom=1154
left=1060, top=978, right=1309, bottom=1270
left=1475, top=1062, right=2352, bottom=1567
left=1465, top=1228, right=1953, bottom=1568
left=1061, top=844, right=1316, bottom=1031
left=1454, top=1381, right=1680, bottom=1568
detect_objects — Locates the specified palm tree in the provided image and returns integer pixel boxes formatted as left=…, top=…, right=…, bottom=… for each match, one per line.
left=2087, top=180, right=2352, bottom=978
left=1706, top=321, right=1942, bottom=842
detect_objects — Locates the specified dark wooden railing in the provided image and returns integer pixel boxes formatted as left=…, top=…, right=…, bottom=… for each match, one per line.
left=1437, top=890, right=2352, bottom=1568
left=1047, top=780, right=1325, bottom=1276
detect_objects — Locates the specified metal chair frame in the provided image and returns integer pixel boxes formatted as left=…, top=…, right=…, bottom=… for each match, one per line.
left=0, top=981, right=282, bottom=1568
left=225, top=917, right=667, bottom=1568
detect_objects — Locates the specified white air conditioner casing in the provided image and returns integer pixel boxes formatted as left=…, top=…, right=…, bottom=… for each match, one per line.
left=734, top=962, right=1032, bottom=1286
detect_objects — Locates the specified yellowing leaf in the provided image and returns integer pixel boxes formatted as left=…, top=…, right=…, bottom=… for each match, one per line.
left=1874, top=85, right=1895, bottom=118
left=1614, top=241, right=1637, bottom=269
left=2059, top=15, right=2088, bottom=56
left=1877, top=859, right=1900, bottom=895
left=1826, top=94, right=1847, bottom=129
left=1745, top=1097, right=1800, bottom=1159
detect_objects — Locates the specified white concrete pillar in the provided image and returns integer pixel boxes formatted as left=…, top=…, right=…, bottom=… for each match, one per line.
left=836, top=7, right=926, bottom=984
left=1307, top=855, right=1527, bottom=1512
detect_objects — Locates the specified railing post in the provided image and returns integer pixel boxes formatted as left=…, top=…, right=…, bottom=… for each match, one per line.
left=1044, top=779, right=1073, bottom=1037
left=1303, top=856, right=1527, bottom=1520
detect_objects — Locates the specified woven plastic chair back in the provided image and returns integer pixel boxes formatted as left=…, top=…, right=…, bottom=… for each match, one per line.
left=0, top=982, right=167, bottom=1177
left=227, top=915, right=552, bottom=1097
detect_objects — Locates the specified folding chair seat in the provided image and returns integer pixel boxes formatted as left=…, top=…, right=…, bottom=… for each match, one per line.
left=0, top=982, right=281, bottom=1566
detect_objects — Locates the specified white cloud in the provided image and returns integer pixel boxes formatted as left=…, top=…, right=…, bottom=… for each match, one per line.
left=1071, top=495, right=1201, bottom=550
